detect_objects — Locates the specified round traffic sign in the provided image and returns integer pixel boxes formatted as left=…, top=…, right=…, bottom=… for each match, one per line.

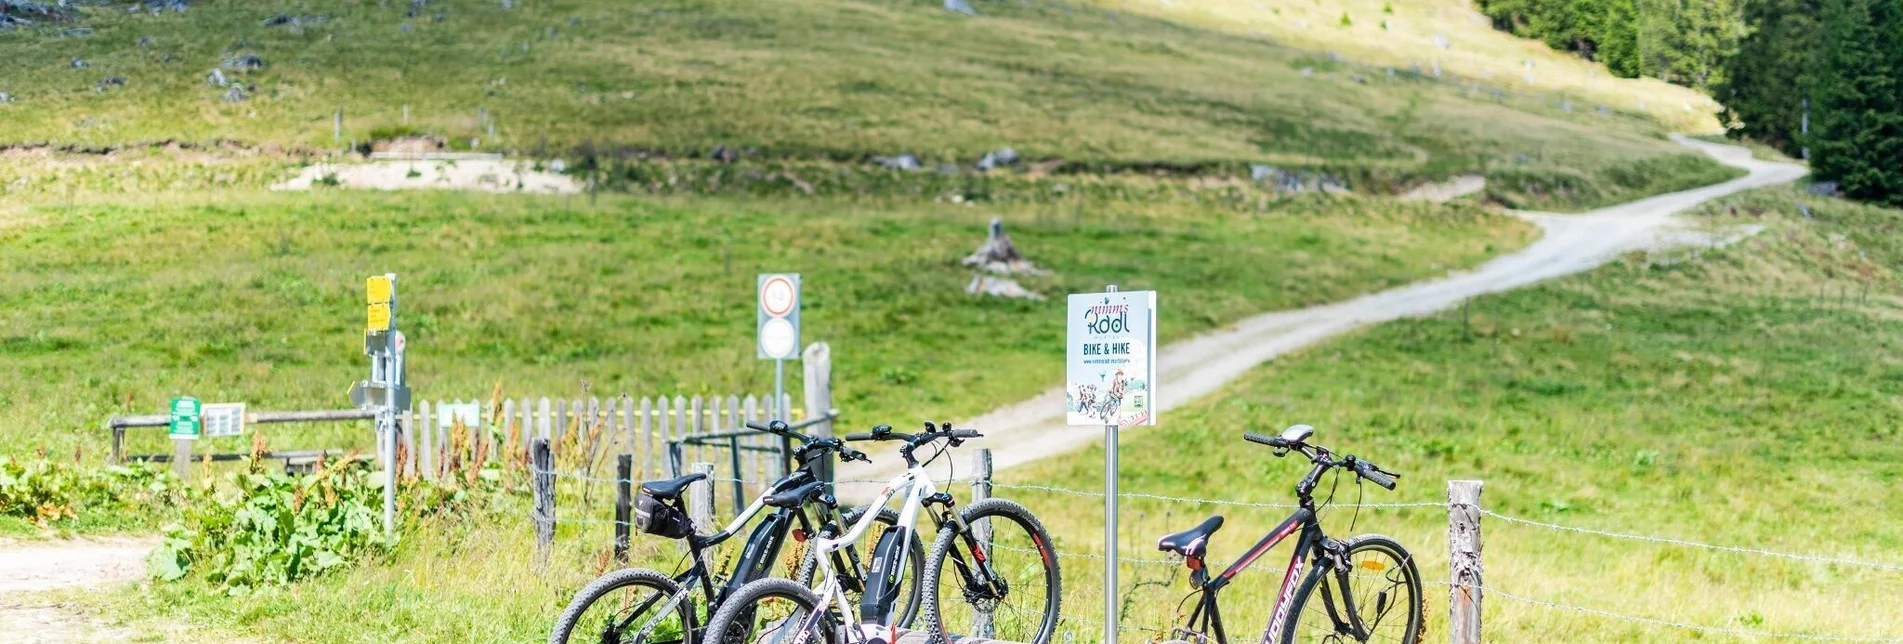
left=760, top=317, right=797, bottom=359
left=394, top=331, right=407, bottom=352
left=761, top=275, right=797, bottom=317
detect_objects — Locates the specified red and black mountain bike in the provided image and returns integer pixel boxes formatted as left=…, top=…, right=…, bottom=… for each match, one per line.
left=1156, top=424, right=1424, bottom=644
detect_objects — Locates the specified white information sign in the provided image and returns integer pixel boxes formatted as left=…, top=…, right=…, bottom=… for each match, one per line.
left=202, top=403, right=247, bottom=438
left=757, top=273, right=802, bottom=360
left=1065, top=291, right=1157, bottom=427
left=437, top=402, right=483, bottom=430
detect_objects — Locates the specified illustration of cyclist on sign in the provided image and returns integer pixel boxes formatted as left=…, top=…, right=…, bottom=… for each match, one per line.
left=1065, top=290, right=1156, bottom=427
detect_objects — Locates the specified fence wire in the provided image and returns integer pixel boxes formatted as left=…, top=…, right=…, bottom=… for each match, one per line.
left=1483, top=509, right=1903, bottom=572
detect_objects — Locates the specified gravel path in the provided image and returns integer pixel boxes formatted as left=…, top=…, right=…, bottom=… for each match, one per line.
left=0, top=537, right=163, bottom=643
left=838, top=136, right=1808, bottom=485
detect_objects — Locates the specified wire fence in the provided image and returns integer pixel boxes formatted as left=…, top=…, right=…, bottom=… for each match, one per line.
left=528, top=455, right=1903, bottom=644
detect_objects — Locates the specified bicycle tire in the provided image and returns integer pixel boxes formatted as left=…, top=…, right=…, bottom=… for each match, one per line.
left=704, top=577, right=835, bottom=644
left=790, top=504, right=925, bottom=628
left=1279, top=534, right=1424, bottom=644
left=919, top=498, right=1063, bottom=644
left=550, top=568, right=691, bottom=644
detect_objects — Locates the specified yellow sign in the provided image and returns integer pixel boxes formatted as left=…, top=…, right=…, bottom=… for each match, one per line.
left=366, top=302, right=392, bottom=332
left=366, top=276, right=393, bottom=304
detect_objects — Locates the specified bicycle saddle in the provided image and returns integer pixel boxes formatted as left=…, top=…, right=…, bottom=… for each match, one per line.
left=763, top=480, right=827, bottom=508
left=641, top=472, right=708, bottom=500
left=1157, top=515, right=1225, bottom=558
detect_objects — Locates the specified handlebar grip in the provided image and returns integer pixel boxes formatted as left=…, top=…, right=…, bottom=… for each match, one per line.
left=844, top=432, right=874, bottom=441
left=951, top=429, right=982, bottom=439
left=746, top=422, right=771, bottom=432
left=1243, top=432, right=1287, bottom=448
left=1354, top=461, right=1398, bottom=490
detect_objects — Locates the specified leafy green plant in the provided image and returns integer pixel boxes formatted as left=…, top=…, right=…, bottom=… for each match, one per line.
left=0, top=455, right=176, bottom=528
left=147, top=455, right=505, bottom=594
left=149, top=457, right=392, bottom=593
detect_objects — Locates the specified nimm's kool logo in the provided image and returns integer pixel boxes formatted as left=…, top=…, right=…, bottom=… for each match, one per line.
left=1084, top=300, right=1130, bottom=335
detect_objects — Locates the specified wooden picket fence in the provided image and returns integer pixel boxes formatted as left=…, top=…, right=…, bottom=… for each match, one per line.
left=400, top=394, right=801, bottom=492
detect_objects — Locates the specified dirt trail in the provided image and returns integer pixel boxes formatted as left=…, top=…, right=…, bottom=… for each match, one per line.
left=838, top=137, right=1807, bottom=485
left=0, top=537, right=167, bottom=643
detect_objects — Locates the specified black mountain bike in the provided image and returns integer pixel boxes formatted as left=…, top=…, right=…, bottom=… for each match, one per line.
left=703, top=422, right=1063, bottom=644
left=1156, top=425, right=1423, bottom=644
left=550, top=421, right=924, bottom=644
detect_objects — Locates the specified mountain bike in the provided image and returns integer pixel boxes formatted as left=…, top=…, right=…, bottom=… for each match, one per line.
left=550, top=420, right=924, bottom=644
left=1156, top=424, right=1423, bottom=644
left=704, top=422, right=1063, bottom=644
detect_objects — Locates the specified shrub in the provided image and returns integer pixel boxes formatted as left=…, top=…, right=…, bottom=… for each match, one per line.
left=147, top=455, right=504, bottom=593
left=0, top=455, right=177, bottom=527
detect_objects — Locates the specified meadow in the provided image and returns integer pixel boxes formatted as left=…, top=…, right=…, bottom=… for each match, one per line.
left=72, top=182, right=1903, bottom=644
left=0, top=0, right=1734, bottom=209
left=0, top=181, right=1531, bottom=461
left=1008, top=184, right=1903, bottom=642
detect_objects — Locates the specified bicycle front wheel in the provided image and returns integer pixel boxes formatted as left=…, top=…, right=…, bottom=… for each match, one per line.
left=921, top=498, right=1062, bottom=644
left=705, top=578, right=836, bottom=644
left=1280, top=534, right=1423, bottom=644
left=549, top=568, right=691, bottom=644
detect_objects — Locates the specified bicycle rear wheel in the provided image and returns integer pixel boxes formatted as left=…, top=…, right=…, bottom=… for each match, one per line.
left=1280, top=534, right=1423, bottom=644
left=704, top=578, right=836, bottom=644
left=549, top=568, right=692, bottom=644
left=920, top=498, right=1062, bottom=644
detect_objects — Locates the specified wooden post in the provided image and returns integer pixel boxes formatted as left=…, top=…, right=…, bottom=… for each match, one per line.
left=1449, top=480, right=1484, bottom=644
left=971, top=448, right=995, bottom=637
left=110, top=424, right=124, bottom=465
left=172, top=438, right=193, bottom=483
left=803, top=342, right=835, bottom=482
left=614, top=454, right=633, bottom=564
left=334, top=106, right=343, bottom=144
left=689, top=462, right=715, bottom=535
left=533, top=439, right=555, bottom=571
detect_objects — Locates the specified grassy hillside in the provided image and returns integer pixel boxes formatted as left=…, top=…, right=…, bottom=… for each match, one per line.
left=80, top=188, right=1899, bottom=644
left=0, top=182, right=1532, bottom=457
left=0, top=0, right=1731, bottom=204
left=1006, top=184, right=1903, bottom=642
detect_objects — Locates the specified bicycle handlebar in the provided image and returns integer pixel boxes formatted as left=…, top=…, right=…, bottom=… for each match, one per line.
left=1243, top=427, right=1401, bottom=491
left=747, top=421, right=871, bottom=464
left=1243, top=432, right=1285, bottom=448
left=844, top=422, right=983, bottom=467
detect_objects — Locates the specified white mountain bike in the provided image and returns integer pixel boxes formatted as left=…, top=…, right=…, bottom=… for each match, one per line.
left=704, top=422, right=1063, bottom=644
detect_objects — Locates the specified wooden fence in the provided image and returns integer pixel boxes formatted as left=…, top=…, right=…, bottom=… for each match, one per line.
left=402, top=394, right=801, bottom=488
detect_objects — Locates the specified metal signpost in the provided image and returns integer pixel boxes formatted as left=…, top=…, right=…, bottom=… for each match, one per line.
left=1066, top=285, right=1157, bottom=643
left=757, top=273, right=802, bottom=420
left=355, top=274, right=409, bottom=538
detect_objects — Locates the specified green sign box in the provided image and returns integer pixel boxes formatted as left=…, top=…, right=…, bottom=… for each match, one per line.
left=169, top=396, right=202, bottom=440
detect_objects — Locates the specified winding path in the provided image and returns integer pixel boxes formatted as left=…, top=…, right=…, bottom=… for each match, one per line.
left=840, top=136, right=1807, bottom=482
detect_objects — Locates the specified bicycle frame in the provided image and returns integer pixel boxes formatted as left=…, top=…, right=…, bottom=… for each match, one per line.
left=611, top=472, right=852, bottom=643
left=1174, top=507, right=1370, bottom=644
left=788, top=462, right=949, bottom=642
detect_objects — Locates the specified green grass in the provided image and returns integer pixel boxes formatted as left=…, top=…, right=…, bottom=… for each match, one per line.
left=1484, top=149, right=1748, bottom=211
left=0, top=186, right=1531, bottom=458
left=0, top=0, right=1731, bottom=209
left=77, top=184, right=1903, bottom=644
left=1000, top=185, right=1903, bottom=642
